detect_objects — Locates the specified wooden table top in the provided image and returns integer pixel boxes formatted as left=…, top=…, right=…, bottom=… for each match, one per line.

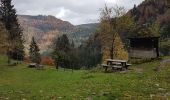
left=106, top=59, right=127, bottom=63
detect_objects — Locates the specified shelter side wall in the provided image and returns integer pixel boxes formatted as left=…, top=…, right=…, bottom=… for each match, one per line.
left=130, top=48, right=157, bottom=58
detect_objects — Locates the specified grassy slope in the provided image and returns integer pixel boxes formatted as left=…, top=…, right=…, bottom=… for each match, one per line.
left=0, top=55, right=170, bottom=100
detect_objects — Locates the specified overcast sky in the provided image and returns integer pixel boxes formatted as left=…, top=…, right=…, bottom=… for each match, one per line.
left=12, top=0, right=144, bottom=25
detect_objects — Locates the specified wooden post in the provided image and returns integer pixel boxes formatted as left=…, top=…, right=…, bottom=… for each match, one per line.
left=156, top=38, right=159, bottom=58
left=105, top=61, right=110, bottom=72
left=72, top=66, right=74, bottom=73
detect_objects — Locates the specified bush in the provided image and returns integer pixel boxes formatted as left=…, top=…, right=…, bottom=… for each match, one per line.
left=160, top=39, right=170, bottom=56
left=24, top=57, right=31, bottom=63
left=41, top=56, right=54, bottom=66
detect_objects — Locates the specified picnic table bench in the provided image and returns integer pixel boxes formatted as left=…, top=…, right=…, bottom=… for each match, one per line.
left=8, top=61, right=18, bottom=66
left=102, top=59, right=132, bottom=72
left=28, top=63, right=44, bottom=69
left=28, top=63, right=37, bottom=68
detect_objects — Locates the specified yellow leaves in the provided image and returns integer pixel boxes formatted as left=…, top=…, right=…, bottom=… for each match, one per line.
left=102, top=47, right=110, bottom=63
left=113, top=34, right=129, bottom=60
left=102, top=34, right=129, bottom=63
left=99, top=5, right=131, bottom=62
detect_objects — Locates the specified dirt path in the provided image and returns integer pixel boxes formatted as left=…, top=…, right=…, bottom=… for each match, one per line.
left=160, top=59, right=170, bottom=67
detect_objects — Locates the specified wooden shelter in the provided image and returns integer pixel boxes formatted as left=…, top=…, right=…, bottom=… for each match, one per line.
left=129, top=37, right=159, bottom=59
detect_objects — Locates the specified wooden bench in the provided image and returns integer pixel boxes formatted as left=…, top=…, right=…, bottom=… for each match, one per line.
left=28, top=63, right=37, bottom=68
left=102, top=64, right=110, bottom=72
left=8, top=61, right=17, bottom=66
left=126, top=64, right=132, bottom=66
left=36, top=64, right=44, bottom=70
left=28, top=63, right=44, bottom=70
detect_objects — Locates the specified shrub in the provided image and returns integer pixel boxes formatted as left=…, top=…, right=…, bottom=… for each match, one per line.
left=41, top=56, right=54, bottom=66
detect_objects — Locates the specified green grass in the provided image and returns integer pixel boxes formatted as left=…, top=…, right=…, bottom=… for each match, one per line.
left=0, top=55, right=170, bottom=100
left=163, top=56, right=170, bottom=59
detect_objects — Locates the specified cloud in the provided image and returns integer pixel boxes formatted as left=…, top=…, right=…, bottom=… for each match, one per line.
left=56, top=7, right=67, bottom=18
left=12, top=0, right=144, bottom=25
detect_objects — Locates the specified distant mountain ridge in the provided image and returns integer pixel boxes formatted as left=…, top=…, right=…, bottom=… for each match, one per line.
left=18, top=15, right=74, bottom=32
left=18, top=15, right=98, bottom=55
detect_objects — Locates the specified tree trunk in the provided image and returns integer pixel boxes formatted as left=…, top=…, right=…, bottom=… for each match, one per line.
left=110, top=42, right=114, bottom=59
left=7, top=41, right=11, bottom=64
left=56, top=61, right=59, bottom=71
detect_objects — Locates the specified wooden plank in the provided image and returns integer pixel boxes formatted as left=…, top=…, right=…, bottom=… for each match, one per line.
left=127, top=64, right=132, bottom=66
left=106, top=59, right=127, bottom=63
left=112, top=65, right=122, bottom=68
left=130, top=49, right=157, bottom=58
left=111, top=62, right=122, bottom=65
left=101, top=64, right=109, bottom=67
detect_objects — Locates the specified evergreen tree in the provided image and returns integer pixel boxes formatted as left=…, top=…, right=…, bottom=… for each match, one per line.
left=71, top=40, right=75, bottom=48
left=0, top=22, right=7, bottom=53
left=53, top=34, right=71, bottom=69
left=81, top=33, right=102, bottom=68
left=161, top=23, right=170, bottom=38
left=29, top=37, right=41, bottom=64
left=129, top=21, right=160, bottom=38
left=0, top=0, right=24, bottom=62
left=131, top=4, right=141, bottom=21
left=56, top=34, right=70, bottom=52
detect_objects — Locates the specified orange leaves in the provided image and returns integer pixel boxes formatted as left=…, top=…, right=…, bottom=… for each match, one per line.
left=41, top=56, right=54, bottom=66
left=24, top=56, right=54, bottom=66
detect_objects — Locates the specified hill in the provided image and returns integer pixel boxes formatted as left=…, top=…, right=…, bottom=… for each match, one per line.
left=18, top=15, right=98, bottom=54
left=129, top=0, right=170, bottom=37
left=18, top=15, right=73, bottom=54
left=18, top=15, right=74, bottom=32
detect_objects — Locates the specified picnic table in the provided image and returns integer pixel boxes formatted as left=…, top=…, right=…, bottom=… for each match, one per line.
left=102, top=59, right=132, bottom=72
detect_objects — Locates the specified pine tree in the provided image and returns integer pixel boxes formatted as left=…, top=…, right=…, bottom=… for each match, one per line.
left=129, top=21, right=160, bottom=38
left=161, top=23, right=170, bottom=38
left=29, top=37, right=41, bottom=64
left=131, top=4, right=141, bottom=21
left=0, top=22, right=7, bottom=53
left=53, top=34, right=71, bottom=69
left=0, top=0, right=24, bottom=63
left=71, top=40, right=75, bottom=48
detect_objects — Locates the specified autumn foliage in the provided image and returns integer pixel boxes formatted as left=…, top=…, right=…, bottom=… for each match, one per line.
left=24, top=56, right=54, bottom=66
left=99, top=5, right=132, bottom=63
left=41, top=56, right=54, bottom=66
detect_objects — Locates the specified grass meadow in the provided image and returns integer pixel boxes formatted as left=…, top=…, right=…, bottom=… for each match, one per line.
left=0, top=55, right=170, bottom=100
